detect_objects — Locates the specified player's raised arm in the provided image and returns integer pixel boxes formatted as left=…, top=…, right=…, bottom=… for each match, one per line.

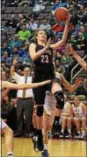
left=66, top=44, right=87, bottom=72
left=50, top=14, right=71, bottom=50
left=2, top=80, right=51, bottom=90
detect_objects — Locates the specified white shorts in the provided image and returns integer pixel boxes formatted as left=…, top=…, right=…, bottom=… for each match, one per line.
left=0, top=118, right=7, bottom=129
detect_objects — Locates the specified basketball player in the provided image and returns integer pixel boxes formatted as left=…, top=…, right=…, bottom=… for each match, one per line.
left=1, top=80, right=51, bottom=157
left=72, top=96, right=86, bottom=139
left=29, top=13, right=83, bottom=157
left=66, top=44, right=87, bottom=72
left=59, top=95, right=73, bottom=138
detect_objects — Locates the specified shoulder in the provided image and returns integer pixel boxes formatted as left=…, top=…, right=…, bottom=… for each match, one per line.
left=29, top=42, right=36, bottom=46
left=29, top=43, right=36, bottom=49
left=65, top=102, right=71, bottom=107
left=80, top=102, right=85, bottom=107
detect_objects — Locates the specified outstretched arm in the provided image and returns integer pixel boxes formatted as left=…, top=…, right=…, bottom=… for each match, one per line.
left=66, top=44, right=87, bottom=72
left=2, top=80, right=51, bottom=90
left=61, top=75, right=83, bottom=93
left=50, top=14, right=71, bottom=50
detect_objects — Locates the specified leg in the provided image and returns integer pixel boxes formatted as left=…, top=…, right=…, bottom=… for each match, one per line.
left=32, top=106, right=43, bottom=152
left=1, top=119, right=14, bottom=157
left=81, top=117, right=86, bottom=139
left=42, top=92, right=56, bottom=157
left=59, top=117, right=67, bottom=138
left=73, top=118, right=80, bottom=132
left=32, top=105, right=44, bottom=152
left=61, top=117, right=67, bottom=133
left=81, top=117, right=86, bottom=131
left=67, top=117, right=72, bottom=134
left=51, top=81, right=65, bottom=137
left=36, top=106, right=43, bottom=129
left=32, top=85, right=45, bottom=152
left=42, top=111, right=55, bottom=157
left=73, top=118, right=81, bottom=138
left=16, top=99, right=24, bottom=134
left=65, top=117, right=72, bottom=138
left=32, top=105, right=37, bottom=129
left=24, top=99, right=34, bottom=135
left=52, top=108, right=62, bottom=137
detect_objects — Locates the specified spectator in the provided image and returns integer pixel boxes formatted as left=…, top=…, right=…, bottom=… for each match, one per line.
left=76, top=32, right=85, bottom=51
left=52, top=0, right=68, bottom=12
left=8, top=35, right=22, bottom=49
left=10, top=59, right=34, bottom=137
left=28, top=19, right=39, bottom=31
left=76, top=79, right=87, bottom=98
left=39, top=19, right=51, bottom=30
left=72, top=96, right=86, bottom=139
left=16, top=25, right=32, bottom=41
left=55, top=59, right=65, bottom=75
left=59, top=96, right=73, bottom=138
left=5, top=14, right=18, bottom=28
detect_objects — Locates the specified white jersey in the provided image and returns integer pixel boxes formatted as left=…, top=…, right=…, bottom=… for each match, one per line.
left=62, top=102, right=70, bottom=113
left=72, top=103, right=85, bottom=118
left=1, top=82, right=8, bottom=129
left=0, top=118, right=7, bottom=129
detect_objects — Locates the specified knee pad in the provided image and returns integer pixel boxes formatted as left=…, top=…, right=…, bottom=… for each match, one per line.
left=54, top=91, right=64, bottom=110
left=36, top=106, right=43, bottom=117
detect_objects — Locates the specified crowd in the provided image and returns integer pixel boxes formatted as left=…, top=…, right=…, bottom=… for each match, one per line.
left=1, top=0, right=87, bottom=141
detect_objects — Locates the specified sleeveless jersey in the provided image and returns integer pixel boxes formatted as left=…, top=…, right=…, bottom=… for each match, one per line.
left=72, top=103, right=84, bottom=118
left=34, top=44, right=54, bottom=74
left=63, top=102, right=70, bottom=113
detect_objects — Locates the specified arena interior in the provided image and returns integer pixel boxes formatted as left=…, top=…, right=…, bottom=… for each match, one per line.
left=1, top=0, right=87, bottom=157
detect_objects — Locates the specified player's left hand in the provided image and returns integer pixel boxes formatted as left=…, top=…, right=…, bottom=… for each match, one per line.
left=75, top=77, right=84, bottom=85
left=65, top=13, right=71, bottom=25
left=66, top=44, right=74, bottom=55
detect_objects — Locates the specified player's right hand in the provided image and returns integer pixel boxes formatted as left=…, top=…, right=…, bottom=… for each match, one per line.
left=66, top=44, right=74, bottom=55
left=65, top=13, right=71, bottom=25
left=45, top=38, right=52, bottom=50
left=40, top=80, right=51, bottom=86
left=75, top=77, right=84, bottom=85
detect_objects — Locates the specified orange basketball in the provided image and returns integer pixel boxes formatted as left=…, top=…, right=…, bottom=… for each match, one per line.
left=54, top=7, right=69, bottom=22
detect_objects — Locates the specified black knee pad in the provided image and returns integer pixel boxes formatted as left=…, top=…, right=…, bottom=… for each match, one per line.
left=54, top=91, right=64, bottom=109
left=36, top=106, right=43, bottom=117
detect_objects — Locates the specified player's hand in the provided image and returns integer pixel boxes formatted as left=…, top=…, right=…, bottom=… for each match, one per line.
left=45, top=38, right=52, bottom=50
left=65, top=13, right=71, bottom=25
left=40, top=80, right=51, bottom=86
left=75, top=77, right=84, bottom=85
left=66, top=44, right=74, bottom=55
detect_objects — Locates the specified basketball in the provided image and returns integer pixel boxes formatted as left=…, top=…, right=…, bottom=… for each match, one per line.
left=54, top=7, right=69, bottom=22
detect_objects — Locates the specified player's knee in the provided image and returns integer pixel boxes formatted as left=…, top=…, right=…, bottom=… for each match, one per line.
left=74, top=117, right=79, bottom=121
left=7, top=127, right=14, bottom=137
left=62, top=117, right=67, bottom=120
left=82, top=117, right=86, bottom=121
left=36, top=106, right=43, bottom=117
left=67, top=117, right=72, bottom=120
left=54, top=91, right=64, bottom=109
